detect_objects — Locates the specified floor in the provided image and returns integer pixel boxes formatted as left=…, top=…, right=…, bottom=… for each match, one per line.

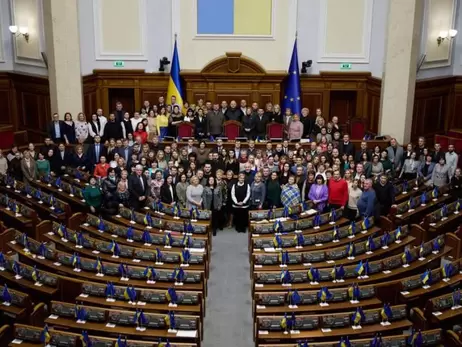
left=202, top=227, right=254, bottom=347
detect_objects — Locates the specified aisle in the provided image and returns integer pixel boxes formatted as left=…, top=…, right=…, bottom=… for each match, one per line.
left=202, top=227, right=253, bottom=347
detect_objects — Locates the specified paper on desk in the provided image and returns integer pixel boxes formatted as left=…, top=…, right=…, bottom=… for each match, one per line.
left=176, top=330, right=197, bottom=338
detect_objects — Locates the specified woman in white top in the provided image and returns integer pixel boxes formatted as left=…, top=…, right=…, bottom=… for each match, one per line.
left=75, top=112, right=89, bottom=144
left=186, top=175, right=204, bottom=210
left=130, top=112, right=143, bottom=132
left=346, top=179, right=362, bottom=221
left=88, top=114, right=105, bottom=139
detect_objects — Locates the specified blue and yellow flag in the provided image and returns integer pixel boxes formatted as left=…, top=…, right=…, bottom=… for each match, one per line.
left=395, top=226, right=402, bottom=240
left=94, top=257, right=103, bottom=273
left=105, top=282, right=115, bottom=297
left=98, top=216, right=105, bottom=232
left=144, top=266, right=154, bottom=280
left=421, top=269, right=431, bottom=285
left=32, top=265, right=39, bottom=282
left=280, top=269, right=291, bottom=283
left=57, top=224, right=68, bottom=239
left=352, top=307, right=365, bottom=326
left=40, top=325, right=51, bottom=344
left=442, top=263, right=454, bottom=278
left=318, top=287, right=332, bottom=302
left=356, top=260, right=364, bottom=276
left=347, top=242, right=355, bottom=257
left=348, top=222, right=356, bottom=236
left=339, top=337, right=351, bottom=347
left=164, top=233, right=173, bottom=247
left=166, top=287, right=178, bottom=304
left=401, top=249, right=412, bottom=265
left=143, top=213, right=152, bottom=227
left=167, top=38, right=183, bottom=109
left=114, top=335, right=127, bottom=347
left=142, top=230, right=152, bottom=244
left=361, top=217, right=370, bottom=230
left=287, top=290, right=301, bottom=306
left=295, top=233, right=304, bottom=247
left=72, top=253, right=80, bottom=268
left=181, top=249, right=191, bottom=264
left=273, top=234, right=282, bottom=248
left=81, top=330, right=91, bottom=347
left=408, top=329, right=423, bottom=347
left=380, top=303, right=393, bottom=321
left=456, top=199, right=461, bottom=211
left=165, top=311, right=176, bottom=330
left=159, top=340, right=171, bottom=347
left=280, top=313, right=288, bottom=330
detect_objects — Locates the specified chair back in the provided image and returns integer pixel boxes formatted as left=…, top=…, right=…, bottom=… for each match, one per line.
left=266, top=122, right=284, bottom=140
left=177, top=122, right=195, bottom=138
left=223, top=120, right=242, bottom=140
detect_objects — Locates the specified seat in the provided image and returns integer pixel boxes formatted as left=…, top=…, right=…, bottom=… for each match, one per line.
left=349, top=117, right=367, bottom=140
left=223, top=120, right=242, bottom=140
left=177, top=122, right=195, bottom=139
left=266, top=122, right=284, bottom=140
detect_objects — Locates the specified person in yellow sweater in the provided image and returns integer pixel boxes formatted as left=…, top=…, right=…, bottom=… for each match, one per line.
left=157, top=107, right=169, bottom=139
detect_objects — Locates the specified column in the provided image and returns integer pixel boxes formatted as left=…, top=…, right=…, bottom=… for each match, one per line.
left=379, top=0, right=424, bottom=144
left=43, top=0, right=83, bottom=118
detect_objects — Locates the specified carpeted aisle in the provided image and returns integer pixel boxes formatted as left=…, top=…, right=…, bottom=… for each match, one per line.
left=202, top=227, right=253, bottom=347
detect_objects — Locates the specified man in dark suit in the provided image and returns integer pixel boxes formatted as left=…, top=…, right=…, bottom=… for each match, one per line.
left=103, top=113, right=123, bottom=141
left=340, top=134, right=356, bottom=157
left=53, top=143, right=71, bottom=175
left=40, top=138, right=56, bottom=156
left=87, top=135, right=107, bottom=171
left=254, top=108, right=269, bottom=139
left=116, top=138, right=133, bottom=167
left=355, top=141, right=372, bottom=162
left=128, top=165, right=149, bottom=209
left=48, top=113, right=65, bottom=143
left=113, top=101, right=125, bottom=123
left=194, top=112, right=208, bottom=139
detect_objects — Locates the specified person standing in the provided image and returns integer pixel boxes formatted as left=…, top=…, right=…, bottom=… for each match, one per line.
left=346, top=179, right=362, bottom=220
left=231, top=173, right=251, bottom=233
left=186, top=176, right=204, bottom=210
left=445, top=144, right=458, bottom=179
left=83, top=176, right=103, bottom=214
left=254, top=108, right=269, bottom=139
left=75, top=112, right=89, bottom=144
left=20, top=150, right=37, bottom=182
left=373, top=175, right=395, bottom=216
left=386, top=138, right=404, bottom=172
left=250, top=173, right=266, bottom=209
left=48, top=113, right=65, bottom=143
left=357, top=179, right=377, bottom=218
left=308, top=175, right=328, bottom=212
left=431, top=157, right=450, bottom=188
left=202, top=176, right=224, bottom=236
left=288, top=114, right=304, bottom=140
left=206, top=104, right=225, bottom=138
left=128, top=164, right=149, bottom=210
left=328, top=170, right=348, bottom=209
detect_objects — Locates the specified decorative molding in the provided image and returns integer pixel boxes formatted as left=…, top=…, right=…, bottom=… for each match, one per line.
left=192, top=0, right=275, bottom=40
left=317, top=0, right=373, bottom=63
left=10, top=0, right=46, bottom=67
left=287, top=0, right=298, bottom=66
left=171, top=0, right=181, bottom=51
left=93, top=0, right=148, bottom=61
left=421, top=0, right=456, bottom=69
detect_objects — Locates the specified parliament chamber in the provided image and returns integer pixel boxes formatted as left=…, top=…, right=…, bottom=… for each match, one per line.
left=1, top=0, right=462, bottom=346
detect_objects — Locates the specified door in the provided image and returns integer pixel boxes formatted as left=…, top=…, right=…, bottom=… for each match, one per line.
left=329, top=91, right=357, bottom=125
left=108, top=88, right=135, bottom=114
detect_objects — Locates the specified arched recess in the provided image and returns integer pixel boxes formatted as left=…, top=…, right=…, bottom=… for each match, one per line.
left=181, top=52, right=286, bottom=106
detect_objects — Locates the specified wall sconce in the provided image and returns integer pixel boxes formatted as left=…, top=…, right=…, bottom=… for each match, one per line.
left=301, top=60, right=313, bottom=74
left=437, top=29, right=457, bottom=46
left=9, top=25, right=29, bottom=42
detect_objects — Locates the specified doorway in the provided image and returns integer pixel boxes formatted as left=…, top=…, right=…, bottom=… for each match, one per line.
left=329, top=91, right=357, bottom=125
left=108, top=88, right=135, bottom=114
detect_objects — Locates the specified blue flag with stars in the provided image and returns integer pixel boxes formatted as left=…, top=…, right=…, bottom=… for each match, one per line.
left=282, top=38, right=301, bottom=115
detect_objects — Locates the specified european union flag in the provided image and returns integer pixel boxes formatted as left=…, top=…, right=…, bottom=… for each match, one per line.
left=144, top=266, right=155, bottom=281
left=370, top=335, right=382, bottom=347
left=287, top=289, right=301, bottom=306
left=40, top=325, right=51, bottom=344
left=395, top=226, right=402, bottom=240
left=105, top=282, right=115, bottom=298
left=273, top=234, right=283, bottom=249
left=81, top=330, right=91, bottom=347
left=35, top=189, right=42, bottom=200
left=143, top=213, right=153, bottom=227
left=164, top=233, right=173, bottom=247
left=380, top=303, right=393, bottom=322
left=118, top=263, right=127, bottom=278
left=94, top=257, right=104, bottom=273
left=329, top=208, right=337, bottom=222
left=381, top=232, right=390, bottom=247
left=346, top=243, right=355, bottom=257
left=401, top=249, right=412, bottom=265
left=98, top=216, right=105, bottom=232
left=307, top=267, right=319, bottom=283
left=21, top=233, right=29, bottom=249
left=142, top=230, right=152, bottom=244
left=339, top=337, right=351, bottom=347
left=32, top=265, right=39, bottom=282
left=109, top=240, right=120, bottom=256
left=366, top=236, right=375, bottom=251
left=182, top=234, right=192, bottom=248
left=274, top=220, right=283, bottom=234
left=421, top=193, right=427, bottom=205
left=318, top=287, right=332, bottom=302
left=352, top=307, right=365, bottom=326
left=432, top=237, right=443, bottom=252
left=431, top=186, right=438, bottom=199
left=348, top=284, right=361, bottom=301
left=313, top=213, right=321, bottom=227
left=55, top=176, right=62, bottom=188
left=165, top=311, right=176, bottom=330
left=453, top=289, right=461, bottom=307
left=126, top=227, right=134, bottom=241
left=2, top=284, right=11, bottom=303
left=280, top=269, right=291, bottom=284
left=166, top=287, right=178, bottom=305
left=12, top=260, right=21, bottom=276
left=267, top=208, right=274, bottom=220
left=282, top=39, right=301, bottom=115
left=57, top=224, right=68, bottom=239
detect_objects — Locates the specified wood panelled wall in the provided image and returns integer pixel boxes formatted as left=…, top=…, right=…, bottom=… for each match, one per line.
left=1, top=63, right=462, bottom=145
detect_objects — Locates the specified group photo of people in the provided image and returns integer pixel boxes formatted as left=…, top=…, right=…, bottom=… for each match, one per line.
left=0, top=97, right=460, bottom=236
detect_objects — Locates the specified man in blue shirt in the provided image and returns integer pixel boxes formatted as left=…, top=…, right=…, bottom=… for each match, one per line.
left=357, top=179, right=377, bottom=218
left=48, top=113, right=64, bottom=143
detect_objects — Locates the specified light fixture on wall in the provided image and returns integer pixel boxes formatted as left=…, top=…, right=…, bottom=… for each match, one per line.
left=437, top=29, right=457, bottom=46
left=9, top=25, right=29, bottom=42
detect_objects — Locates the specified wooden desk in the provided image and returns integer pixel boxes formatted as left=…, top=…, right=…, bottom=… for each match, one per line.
left=0, top=208, right=34, bottom=236
left=251, top=235, right=414, bottom=272
left=0, top=265, right=58, bottom=297
left=400, top=273, right=462, bottom=303
left=393, top=195, right=452, bottom=227
left=252, top=246, right=451, bottom=293
left=44, top=232, right=207, bottom=275
left=251, top=226, right=382, bottom=254
left=30, top=180, right=87, bottom=210
left=45, top=316, right=201, bottom=346
left=8, top=242, right=206, bottom=293
left=255, top=319, right=412, bottom=346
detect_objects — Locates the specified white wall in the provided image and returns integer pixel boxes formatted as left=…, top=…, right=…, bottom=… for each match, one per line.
left=0, top=0, right=14, bottom=71
left=298, top=0, right=388, bottom=78
left=78, top=0, right=172, bottom=76
left=451, top=0, right=462, bottom=75
left=417, top=0, right=459, bottom=79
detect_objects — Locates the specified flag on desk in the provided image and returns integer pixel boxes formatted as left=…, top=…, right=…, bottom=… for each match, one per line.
left=21, top=233, right=29, bottom=249
left=395, top=226, right=402, bottom=240
left=165, top=311, right=176, bottom=330
left=380, top=303, right=393, bottom=322
left=167, top=38, right=184, bottom=110
left=98, top=216, right=105, bottom=232
left=57, top=224, right=68, bottom=239
left=282, top=38, right=301, bottom=115
left=126, top=226, right=134, bottom=241
left=432, top=237, right=443, bottom=252
left=348, top=284, right=361, bottom=301
left=442, top=263, right=454, bottom=278
left=173, top=267, right=185, bottom=282
left=159, top=340, right=171, bottom=347
left=12, top=260, right=21, bottom=276
left=421, top=269, right=431, bottom=286
left=109, top=240, right=120, bottom=256
left=0, top=252, right=5, bottom=267
left=408, top=329, right=423, bottom=347
left=431, top=186, right=439, bottom=199
left=2, top=284, right=11, bottom=303
left=339, top=336, right=351, bottom=347
left=32, top=265, right=39, bottom=282
left=352, top=307, right=365, bottom=326
left=142, top=230, right=152, bottom=244
left=144, top=266, right=155, bottom=281
left=166, top=287, right=178, bottom=305
left=55, top=176, right=62, bottom=188
left=81, top=330, right=92, bottom=347
left=287, top=289, right=301, bottom=306
left=370, top=335, right=382, bottom=347
left=40, top=324, right=51, bottom=344
left=115, top=335, right=127, bottom=347
left=105, top=282, right=115, bottom=298
left=181, top=249, right=191, bottom=264
left=94, top=257, right=104, bottom=273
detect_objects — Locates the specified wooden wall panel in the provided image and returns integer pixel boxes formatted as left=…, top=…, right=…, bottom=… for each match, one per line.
left=301, top=93, right=323, bottom=115
left=0, top=90, right=12, bottom=125
left=452, top=94, right=462, bottom=129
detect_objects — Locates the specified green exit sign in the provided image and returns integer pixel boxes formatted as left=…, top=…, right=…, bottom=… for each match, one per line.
left=113, top=61, right=125, bottom=68
left=340, top=63, right=352, bottom=70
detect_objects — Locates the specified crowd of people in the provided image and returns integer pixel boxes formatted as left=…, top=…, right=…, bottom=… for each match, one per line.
left=0, top=97, right=460, bottom=236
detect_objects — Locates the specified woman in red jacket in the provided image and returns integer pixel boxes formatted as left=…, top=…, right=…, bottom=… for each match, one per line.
left=133, top=122, right=148, bottom=144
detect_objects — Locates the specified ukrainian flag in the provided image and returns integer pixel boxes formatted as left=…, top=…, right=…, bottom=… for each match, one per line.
left=167, top=39, right=183, bottom=110
left=40, top=325, right=51, bottom=344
